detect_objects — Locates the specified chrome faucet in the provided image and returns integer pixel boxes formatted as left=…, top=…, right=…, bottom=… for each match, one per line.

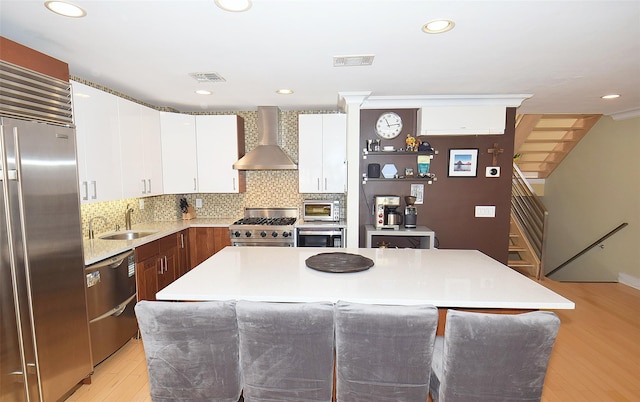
left=88, top=216, right=108, bottom=239
left=125, top=204, right=134, bottom=230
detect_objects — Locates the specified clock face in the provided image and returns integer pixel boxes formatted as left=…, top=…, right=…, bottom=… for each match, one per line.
left=375, top=112, right=403, bottom=139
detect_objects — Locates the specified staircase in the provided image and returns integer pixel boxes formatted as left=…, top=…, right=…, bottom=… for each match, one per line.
left=508, top=215, right=541, bottom=279
left=514, top=114, right=601, bottom=178
left=509, top=164, right=548, bottom=280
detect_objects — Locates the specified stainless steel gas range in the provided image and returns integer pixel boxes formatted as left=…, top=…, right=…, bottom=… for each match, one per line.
left=229, top=207, right=298, bottom=247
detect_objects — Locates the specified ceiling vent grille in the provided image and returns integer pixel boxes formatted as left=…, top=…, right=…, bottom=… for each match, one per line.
left=0, top=60, right=73, bottom=126
left=189, top=72, right=226, bottom=83
left=333, top=54, right=375, bottom=67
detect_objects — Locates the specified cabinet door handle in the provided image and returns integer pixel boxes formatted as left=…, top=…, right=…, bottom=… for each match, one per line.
left=324, top=178, right=328, bottom=191
left=180, top=233, right=184, bottom=249
left=147, top=179, right=152, bottom=194
left=193, top=178, right=197, bottom=191
left=82, top=181, right=88, bottom=201
left=142, top=179, right=147, bottom=194
left=163, top=256, right=168, bottom=273
left=91, top=181, right=97, bottom=199
left=233, top=177, right=236, bottom=191
left=157, top=257, right=163, bottom=275
left=317, top=178, right=320, bottom=191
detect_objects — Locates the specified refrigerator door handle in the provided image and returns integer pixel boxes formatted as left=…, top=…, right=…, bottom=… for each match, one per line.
left=88, top=293, right=137, bottom=323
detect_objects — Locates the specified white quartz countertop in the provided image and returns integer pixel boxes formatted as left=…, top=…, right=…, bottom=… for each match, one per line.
left=83, top=218, right=234, bottom=265
left=156, top=247, right=575, bottom=310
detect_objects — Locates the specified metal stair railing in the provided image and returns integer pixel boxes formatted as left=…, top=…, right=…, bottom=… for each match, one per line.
left=512, top=163, right=548, bottom=278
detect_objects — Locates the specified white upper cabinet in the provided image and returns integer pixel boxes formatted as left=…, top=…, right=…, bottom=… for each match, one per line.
left=418, top=106, right=506, bottom=135
left=118, top=98, right=164, bottom=198
left=160, top=113, right=245, bottom=194
left=298, top=113, right=347, bottom=193
left=160, top=112, right=198, bottom=194
left=195, top=115, right=245, bottom=193
left=72, top=82, right=122, bottom=203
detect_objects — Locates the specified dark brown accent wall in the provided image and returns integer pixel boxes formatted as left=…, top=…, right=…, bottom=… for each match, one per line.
left=359, top=108, right=516, bottom=263
left=0, top=36, right=69, bottom=81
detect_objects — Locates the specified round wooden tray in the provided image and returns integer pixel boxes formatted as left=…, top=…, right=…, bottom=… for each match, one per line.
left=305, top=252, right=374, bottom=273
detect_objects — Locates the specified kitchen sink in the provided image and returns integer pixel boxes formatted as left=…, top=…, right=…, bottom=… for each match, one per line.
left=99, top=230, right=157, bottom=241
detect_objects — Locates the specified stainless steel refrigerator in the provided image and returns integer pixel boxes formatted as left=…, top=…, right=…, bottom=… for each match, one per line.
left=1, top=116, right=93, bottom=401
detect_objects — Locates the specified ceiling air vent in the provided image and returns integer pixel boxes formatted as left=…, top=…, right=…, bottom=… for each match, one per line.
left=333, top=54, right=375, bottom=67
left=188, top=72, right=226, bottom=83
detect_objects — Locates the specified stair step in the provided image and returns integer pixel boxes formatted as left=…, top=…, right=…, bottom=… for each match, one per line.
left=508, top=259, right=535, bottom=267
left=509, top=246, right=528, bottom=252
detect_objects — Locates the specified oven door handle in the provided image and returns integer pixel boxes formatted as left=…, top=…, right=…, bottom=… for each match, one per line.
left=298, top=229, right=343, bottom=236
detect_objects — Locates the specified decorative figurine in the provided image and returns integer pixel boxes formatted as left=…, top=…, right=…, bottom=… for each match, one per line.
left=405, top=133, right=417, bottom=152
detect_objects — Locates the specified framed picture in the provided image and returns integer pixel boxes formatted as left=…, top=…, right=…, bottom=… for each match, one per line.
left=448, top=148, right=478, bottom=177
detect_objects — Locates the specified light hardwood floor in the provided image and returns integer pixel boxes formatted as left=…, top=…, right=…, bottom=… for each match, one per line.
left=66, top=280, right=640, bottom=402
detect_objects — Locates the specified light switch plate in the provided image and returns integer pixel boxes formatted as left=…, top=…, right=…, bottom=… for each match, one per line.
left=139, top=199, right=144, bottom=210
left=475, top=205, right=496, bottom=217
left=195, top=198, right=203, bottom=208
left=486, top=166, right=501, bottom=177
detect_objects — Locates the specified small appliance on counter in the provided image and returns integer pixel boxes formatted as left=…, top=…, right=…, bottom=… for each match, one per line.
left=404, top=195, right=418, bottom=228
left=302, top=199, right=340, bottom=222
left=374, top=195, right=402, bottom=230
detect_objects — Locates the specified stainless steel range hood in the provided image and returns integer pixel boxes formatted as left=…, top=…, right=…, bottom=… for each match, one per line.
left=233, top=106, right=297, bottom=170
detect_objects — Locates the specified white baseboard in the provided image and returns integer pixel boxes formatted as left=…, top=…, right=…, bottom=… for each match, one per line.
left=618, top=272, right=640, bottom=291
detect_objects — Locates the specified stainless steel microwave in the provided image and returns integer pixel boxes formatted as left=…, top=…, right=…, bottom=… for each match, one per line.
left=302, top=200, right=340, bottom=222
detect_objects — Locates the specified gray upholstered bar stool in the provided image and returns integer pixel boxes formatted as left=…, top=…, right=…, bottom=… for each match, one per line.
left=236, top=300, right=335, bottom=402
left=429, top=310, right=561, bottom=402
left=334, top=301, right=439, bottom=402
left=135, top=300, right=242, bottom=402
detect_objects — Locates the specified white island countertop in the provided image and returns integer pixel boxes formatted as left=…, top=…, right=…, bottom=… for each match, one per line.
left=156, top=247, right=574, bottom=310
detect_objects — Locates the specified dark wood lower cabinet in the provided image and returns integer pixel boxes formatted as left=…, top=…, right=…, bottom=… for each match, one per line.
left=135, top=227, right=225, bottom=301
left=135, top=230, right=189, bottom=301
left=188, top=227, right=230, bottom=269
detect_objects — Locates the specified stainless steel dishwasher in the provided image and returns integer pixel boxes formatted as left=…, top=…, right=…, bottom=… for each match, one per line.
left=84, top=249, right=138, bottom=366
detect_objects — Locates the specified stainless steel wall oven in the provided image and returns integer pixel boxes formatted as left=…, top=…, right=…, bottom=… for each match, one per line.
left=296, top=227, right=345, bottom=248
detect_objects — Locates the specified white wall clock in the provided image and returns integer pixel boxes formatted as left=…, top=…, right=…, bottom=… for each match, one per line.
left=375, top=112, right=403, bottom=139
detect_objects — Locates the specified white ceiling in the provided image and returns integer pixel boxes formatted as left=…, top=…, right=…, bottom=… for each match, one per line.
left=1, top=0, right=639, bottom=117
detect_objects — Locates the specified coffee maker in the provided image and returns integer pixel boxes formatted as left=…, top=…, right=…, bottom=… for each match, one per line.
left=374, top=195, right=402, bottom=230
left=404, top=195, right=417, bottom=228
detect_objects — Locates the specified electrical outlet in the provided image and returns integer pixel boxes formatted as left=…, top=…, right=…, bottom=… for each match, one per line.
left=486, top=166, right=501, bottom=177
left=139, top=199, right=144, bottom=210
left=195, top=198, right=203, bottom=208
left=475, top=205, right=496, bottom=218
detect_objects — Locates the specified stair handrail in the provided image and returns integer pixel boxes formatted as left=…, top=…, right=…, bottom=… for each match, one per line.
left=511, top=163, right=548, bottom=278
left=546, top=222, right=629, bottom=278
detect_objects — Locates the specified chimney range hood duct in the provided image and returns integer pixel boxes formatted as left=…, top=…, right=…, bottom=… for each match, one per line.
left=233, top=106, right=297, bottom=170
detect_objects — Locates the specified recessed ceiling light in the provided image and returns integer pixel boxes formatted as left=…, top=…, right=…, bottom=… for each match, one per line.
left=214, top=0, right=252, bottom=12
left=276, top=89, right=294, bottom=95
left=422, top=19, right=455, bottom=34
left=195, top=90, right=212, bottom=95
left=44, top=1, right=87, bottom=18
left=601, top=94, right=620, bottom=99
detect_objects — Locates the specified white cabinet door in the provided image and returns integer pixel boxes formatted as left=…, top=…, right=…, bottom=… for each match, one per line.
left=298, top=114, right=324, bottom=192
left=140, top=107, right=163, bottom=196
left=72, top=82, right=122, bottom=203
left=195, top=115, right=244, bottom=193
left=118, top=98, right=145, bottom=198
left=321, top=114, right=347, bottom=193
left=160, top=112, right=198, bottom=194
left=298, top=114, right=346, bottom=193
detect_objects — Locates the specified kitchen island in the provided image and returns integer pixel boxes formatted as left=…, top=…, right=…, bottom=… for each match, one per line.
left=156, top=246, right=574, bottom=310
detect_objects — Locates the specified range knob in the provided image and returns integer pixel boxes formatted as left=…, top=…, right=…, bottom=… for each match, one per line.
left=282, top=231, right=290, bottom=238
left=233, top=231, right=241, bottom=237
left=260, top=231, right=267, bottom=238
left=245, top=231, right=252, bottom=238
left=272, top=231, right=278, bottom=238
